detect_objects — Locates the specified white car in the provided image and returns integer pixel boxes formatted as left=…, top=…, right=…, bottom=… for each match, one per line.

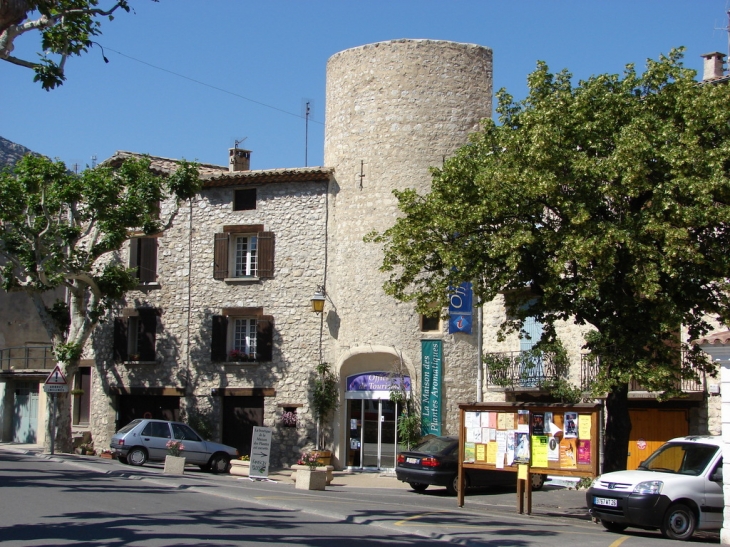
left=586, top=435, right=723, bottom=540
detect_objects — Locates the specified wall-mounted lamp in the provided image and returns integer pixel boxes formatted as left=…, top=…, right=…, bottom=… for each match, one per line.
left=311, top=286, right=326, bottom=314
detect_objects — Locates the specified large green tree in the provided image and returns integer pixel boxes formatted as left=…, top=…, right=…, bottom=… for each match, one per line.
left=0, top=154, right=200, bottom=451
left=369, top=49, right=730, bottom=473
left=1, top=0, right=153, bottom=90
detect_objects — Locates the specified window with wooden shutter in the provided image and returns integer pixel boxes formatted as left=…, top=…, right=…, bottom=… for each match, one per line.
left=137, top=309, right=157, bottom=361
left=211, top=312, right=274, bottom=363
left=256, top=316, right=274, bottom=362
left=257, top=232, right=275, bottom=279
left=211, top=315, right=228, bottom=361
left=130, top=237, right=158, bottom=283
left=114, top=308, right=158, bottom=362
left=114, top=317, right=129, bottom=361
left=213, top=227, right=274, bottom=280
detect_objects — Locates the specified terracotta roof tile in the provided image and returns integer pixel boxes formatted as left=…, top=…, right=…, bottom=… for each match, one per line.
left=693, top=330, right=730, bottom=346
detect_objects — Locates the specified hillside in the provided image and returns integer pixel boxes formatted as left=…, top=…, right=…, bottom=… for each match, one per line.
left=0, top=136, right=38, bottom=168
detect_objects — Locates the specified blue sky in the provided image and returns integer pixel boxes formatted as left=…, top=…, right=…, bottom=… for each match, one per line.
left=2, top=1, right=728, bottom=171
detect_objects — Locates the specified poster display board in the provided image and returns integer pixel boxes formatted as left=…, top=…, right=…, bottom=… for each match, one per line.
left=457, top=402, right=601, bottom=510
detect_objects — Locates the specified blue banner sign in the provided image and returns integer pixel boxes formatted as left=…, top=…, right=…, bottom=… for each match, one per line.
left=448, top=282, right=473, bottom=334
left=421, top=340, right=442, bottom=436
left=346, top=372, right=411, bottom=392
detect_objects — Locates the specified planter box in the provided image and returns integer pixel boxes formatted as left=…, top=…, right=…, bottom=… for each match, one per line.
left=315, top=450, right=332, bottom=466
left=230, top=459, right=250, bottom=477
left=295, top=468, right=327, bottom=491
left=291, top=464, right=334, bottom=485
left=163, top=455, right=186, bottom=475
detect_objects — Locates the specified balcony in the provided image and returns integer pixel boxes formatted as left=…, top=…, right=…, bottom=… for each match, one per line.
left=485, top=349, right=569, bottom=390
left=580, top=353, right=705, bottom=394
left=0, top=345, right=56, bottom=372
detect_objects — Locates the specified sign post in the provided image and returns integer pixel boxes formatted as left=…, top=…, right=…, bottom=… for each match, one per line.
left=43, top=365, right=68, bottom=455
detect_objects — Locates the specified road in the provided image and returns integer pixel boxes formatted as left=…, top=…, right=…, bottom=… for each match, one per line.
left=0, top=449, right=720, bottom=546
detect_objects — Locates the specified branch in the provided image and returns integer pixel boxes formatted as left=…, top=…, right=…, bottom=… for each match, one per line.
left=64, top=272, right=102, bottom=299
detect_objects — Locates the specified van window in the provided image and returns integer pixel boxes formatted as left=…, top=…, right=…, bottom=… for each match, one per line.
left=640, top=442, right=718, bottom=476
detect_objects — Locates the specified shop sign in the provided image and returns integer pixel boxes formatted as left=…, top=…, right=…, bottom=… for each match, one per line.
left=346, top=372, right=411, bottom=392
left=448, top=282, right=473, bottom=334
left=249, top=426, right=272, bottom=479
left=421, top=340, right=442, bottom=436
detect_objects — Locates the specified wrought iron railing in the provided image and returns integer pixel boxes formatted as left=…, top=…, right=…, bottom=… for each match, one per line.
left=485, top=350, right=569, bottom=389
left=0, top=345, right=56, bottom=371
left=580, top=352, right=705, bottom=393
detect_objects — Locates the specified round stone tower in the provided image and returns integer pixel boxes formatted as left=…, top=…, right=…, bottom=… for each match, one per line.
left=323, top=39, right=493, bottom=465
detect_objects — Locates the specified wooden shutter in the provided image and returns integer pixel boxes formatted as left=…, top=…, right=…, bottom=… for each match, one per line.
left=139, top=238, right=158, bottom=282
left=211, top=315, right=228, bottom=362
left=114, top=317, right=129, bottom=361
left=214, top=233, right=229, bottom=279
left=138, top=309, right=157, bottom=361
left=129, top=239, right=139, bottom=279
left=257, top=231, right=275, bottom=279
left=256, top=315, right=274, bottom=362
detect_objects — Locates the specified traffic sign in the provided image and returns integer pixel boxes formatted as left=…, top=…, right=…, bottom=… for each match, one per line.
left=45, top=365, right=67, bottom=385
left=43, top=383, right=69, bottom=393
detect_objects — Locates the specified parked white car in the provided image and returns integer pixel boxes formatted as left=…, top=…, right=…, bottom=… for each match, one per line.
left=586, top=435, right=723, bottom=540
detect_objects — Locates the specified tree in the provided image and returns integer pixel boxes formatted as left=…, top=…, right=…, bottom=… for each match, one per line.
left=368, top=49, right=730, bottom=473
left=0, top=154, right=200, bottom=451
left=1, top=1, right=154, bottom=90
left=311, top=362, right=338, bottom=450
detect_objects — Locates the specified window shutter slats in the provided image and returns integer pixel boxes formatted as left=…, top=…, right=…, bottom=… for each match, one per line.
left=257, top=231, right=275, bottom=279
left=138, top=309, right=157, bottom=361
left=114, top=317, right=129, bottom=361
left=139, top=238, right=158, bottom=282
left=129, top=239, right=139, bottom=277
left=214, top=233, right=229, bottom=279
left=211, top=315, right=228, bottom=361
left=257, top=315, right=274, bottom=362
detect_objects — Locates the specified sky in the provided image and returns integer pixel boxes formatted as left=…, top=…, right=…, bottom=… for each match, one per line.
left=2, top=1, right=729, bottom=172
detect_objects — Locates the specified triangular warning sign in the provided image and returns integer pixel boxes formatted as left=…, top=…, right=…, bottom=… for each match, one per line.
left=45, top=365, right=67, bottom=385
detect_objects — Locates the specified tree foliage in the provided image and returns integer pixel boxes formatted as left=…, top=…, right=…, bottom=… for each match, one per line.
left=0, top=153, right=200, bottom=450
left=0, top=0, right=155, bottom=90
left=368, top=49, right=730, bottom=472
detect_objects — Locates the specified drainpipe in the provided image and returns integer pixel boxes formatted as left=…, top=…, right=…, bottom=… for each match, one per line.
left=477, top=300, right=483, bottom=403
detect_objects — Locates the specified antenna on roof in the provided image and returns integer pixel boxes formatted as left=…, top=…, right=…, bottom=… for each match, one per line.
left=234, top=138, right=247, bottom=149
left=302, top=99, right=313, bottom=167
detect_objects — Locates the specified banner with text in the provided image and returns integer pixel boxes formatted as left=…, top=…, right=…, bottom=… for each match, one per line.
left=421, top=340, right=443, bottom=436
left=448, top=282, right=473, bottom=334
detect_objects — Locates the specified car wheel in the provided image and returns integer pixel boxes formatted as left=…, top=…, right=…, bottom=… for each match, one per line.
left=209, top=453, right=231, bottom=474
left=117, top=456, right=128, bottom=465
left=446, top=474, right=469, bottom=496
left=661, top=503, right=696, bottom=540
left=127, top=447, right=147, bottom=467
left=531, top=473, right=546, bottom=490
left=601, top=520, right=627, bottom=533
left=409, top=482, right=428, bottom=492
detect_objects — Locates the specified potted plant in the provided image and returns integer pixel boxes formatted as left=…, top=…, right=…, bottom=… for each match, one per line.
left=281, top=410, right=297, bottom=428
left=311, top=362, right=338, bottom=455
left=163, top=440, right=185, bottom=474
left=294, top=452, right=327, bottom=490
left=229, top=454, right=250, bottom=477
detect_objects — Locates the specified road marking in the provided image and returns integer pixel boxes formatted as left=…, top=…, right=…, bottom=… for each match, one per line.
left=394, top=512, right=602, bottom=535
left=608, top=536, right=630, bottom=547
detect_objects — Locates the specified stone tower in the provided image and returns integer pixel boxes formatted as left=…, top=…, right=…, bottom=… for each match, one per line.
left=323, top=39, right=493, bottom=464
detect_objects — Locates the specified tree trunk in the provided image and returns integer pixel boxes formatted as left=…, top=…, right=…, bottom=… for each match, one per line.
left=602, top=383, right=631, bottom=473
left=43, top=360, right=76, bottom=453
left=0, top=0, right=31, bottom=38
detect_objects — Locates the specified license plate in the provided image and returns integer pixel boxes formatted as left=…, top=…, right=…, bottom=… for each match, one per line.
left=406, top=457, right=420, bottom=464
left=594, top=497, right=618, bottom=507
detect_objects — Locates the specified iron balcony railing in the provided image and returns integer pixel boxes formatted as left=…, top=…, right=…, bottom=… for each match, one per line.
left=485, top=350, right=569, bottom=390
left=0, top=345, right=56, bottom=372
left=580, top=352, right=705, bottom=393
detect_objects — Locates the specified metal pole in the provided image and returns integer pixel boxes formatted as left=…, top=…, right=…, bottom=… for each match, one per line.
left=477, top=299, right=483, bottom=402
left=50, top=393, right=57, bottom=455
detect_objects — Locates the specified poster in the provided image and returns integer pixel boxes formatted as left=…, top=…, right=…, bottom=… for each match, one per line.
left=578, top=414, right=591, bottom=439
left=464, top=442, right=476, bottom=462
left=564, top=412, right=578, bottom=438
left=480, top=412, right=491, bottom=428
left=505, top=431, right=515, bottom=466
left=560, top=439, right=577, bottom=468
left=518, top=464, right=528, bottom=480
left=531, top=435, right=548, bottom=467
left=503, top=413, right=516, bottom=430
left=578, top=440, right=591, bottom=465
left=517, top=410, right=530, bottom=432
left=465, top=411, right=479, bottom=428
left=487, top=441, right=498, bottom=465
left=466, top=427, right=482, bottom=443
left=545, top=412, right=561, bottom=461
left=531, top=412, right=544, bottom=435
left=497, top=413, right=507, bottom=430
left=476, top=443, right=487, bottom=462
left=514, top=432, right=531, bottom=464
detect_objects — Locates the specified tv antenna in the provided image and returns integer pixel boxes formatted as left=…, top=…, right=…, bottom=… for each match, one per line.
left=234, top=137, right=248, bottom=149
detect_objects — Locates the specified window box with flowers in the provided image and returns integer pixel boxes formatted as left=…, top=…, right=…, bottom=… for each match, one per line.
left=228, top=349, right=257, bottom=363
left=281, top=410, right=297, bottom=428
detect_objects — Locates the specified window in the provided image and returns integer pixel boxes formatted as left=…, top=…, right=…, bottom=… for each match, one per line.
left=114, top=308, right=159, bottom=362
left=172, top=423, right=202, bottom=441
left=421, top=313, right=440, bottom=332
left=72, top=367, right=91, bottom=426
left=141, top=421, right=171, bottom=438
left=129, top=237, right=158, bottom=283
left=213, top=225, right=274, bottom=280
left=211, top=309, right=273, bottom=362
left=234, top=188, right=256, bottom=211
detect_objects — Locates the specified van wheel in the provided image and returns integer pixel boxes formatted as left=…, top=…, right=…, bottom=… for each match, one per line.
left=531, top=473, right=546, bottom=490
left=601, top=520, right=627, bottom=533
left=661, top=503, right=696, bottom=540
left=409, top=482, right=428, bottom=492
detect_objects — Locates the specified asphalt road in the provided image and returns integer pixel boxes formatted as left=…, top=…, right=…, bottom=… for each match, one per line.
left=0, top=448, right=721, bottom=546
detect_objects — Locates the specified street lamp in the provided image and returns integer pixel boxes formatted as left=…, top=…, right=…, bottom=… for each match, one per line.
left=311, top=286, right=326, bottom=314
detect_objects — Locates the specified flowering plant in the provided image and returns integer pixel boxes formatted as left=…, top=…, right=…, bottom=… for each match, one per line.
left=166, top=440, right=184, bottom=457
left=281, top=411, right=297, bottom=427
left=239, top=455, right=250, bottom=461
left=229, top=349, right=244, bottom=361
left=297, top=452, right=324, bottom=470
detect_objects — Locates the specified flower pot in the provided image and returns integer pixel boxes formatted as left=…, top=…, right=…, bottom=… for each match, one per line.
left=100, top=452, right=113, bottom=459
left=315, top=450, right=332, bottom=466
left=295, top=468, right=327, bottom=491
left=230, top=459, right=250, bottom=477
left=291, top=464, right=334, bottom=485
left=164, top=455, right=186, bottom=475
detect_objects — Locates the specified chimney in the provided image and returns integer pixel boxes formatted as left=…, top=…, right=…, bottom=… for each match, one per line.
left=229, top=148, right=251, bottom=172
left=701, top=52, right=726, bottom=81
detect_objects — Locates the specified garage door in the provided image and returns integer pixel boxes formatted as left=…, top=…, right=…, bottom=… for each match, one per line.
left=627, top=408, right=688, bottom=470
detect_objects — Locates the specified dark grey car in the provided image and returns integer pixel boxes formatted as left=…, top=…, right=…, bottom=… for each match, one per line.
left=110, top=419, right=238, bottom=473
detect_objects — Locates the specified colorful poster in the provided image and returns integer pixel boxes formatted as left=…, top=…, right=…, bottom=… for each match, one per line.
left=564, top=412, right=578, bottom=438
left=514, top=432, right=531, bottom=464
left=531, top=435, right=548, bottom=467
left=547, top=412, right=562, bottom=461
left=578, top=440, right=591, bottom=465
left=531, top=413, right=545, bottom=435
left=476, top=443, right=487, bottom=462
left=487, top=441, right=498, bottom=465
left=560, top=440, right=577, bottom=468
left=464, top=442, right=476, bottom=462
left=578, top=414, right=591, bottom=439
left=517, top=410, right=530, bottom=433
left=505, top=431, right=515, bottom=466
left=420, top=340, right=442, bottom=436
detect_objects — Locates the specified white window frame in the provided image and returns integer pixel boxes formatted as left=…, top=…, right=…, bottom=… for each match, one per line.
left=229, top=317, right=258, bottom=360
left=230, top=234, right=258, bottom=278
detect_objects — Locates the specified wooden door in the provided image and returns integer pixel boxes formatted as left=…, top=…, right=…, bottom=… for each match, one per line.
left=627, top=408, right=688, bottom=470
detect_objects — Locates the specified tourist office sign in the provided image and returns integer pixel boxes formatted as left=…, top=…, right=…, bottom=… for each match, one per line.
left=421, top=340, right=442, bottom=436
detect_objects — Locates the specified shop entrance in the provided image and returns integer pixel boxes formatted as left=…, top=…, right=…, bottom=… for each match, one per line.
left=346, top=398, right=399, bottom=470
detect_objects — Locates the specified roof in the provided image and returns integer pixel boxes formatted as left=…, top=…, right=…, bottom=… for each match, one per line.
left=103, top=151, right=333, bottom=188
left=692, top=330, right=730, bottom=346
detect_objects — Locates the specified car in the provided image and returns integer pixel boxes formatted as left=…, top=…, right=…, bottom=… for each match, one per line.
left=586, top=435, right=723, bottom=540
left=110, top=419, right=239, bottom=473
left=396, top=435, right=546, bottom=495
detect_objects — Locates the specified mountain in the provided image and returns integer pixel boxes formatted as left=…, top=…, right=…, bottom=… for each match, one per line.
left=0, top=136, right=39, bottom=168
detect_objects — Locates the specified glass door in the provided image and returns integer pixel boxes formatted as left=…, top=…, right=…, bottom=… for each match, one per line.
left=346, top=399, right=399, bottom=470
